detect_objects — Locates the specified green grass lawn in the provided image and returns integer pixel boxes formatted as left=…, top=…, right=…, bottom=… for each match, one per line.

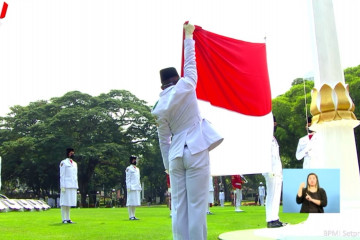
left=0, top=204, right=308, bottom=240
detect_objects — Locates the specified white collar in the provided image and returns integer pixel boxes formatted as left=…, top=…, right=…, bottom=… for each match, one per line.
left=160, top=85, right=174, bottom=96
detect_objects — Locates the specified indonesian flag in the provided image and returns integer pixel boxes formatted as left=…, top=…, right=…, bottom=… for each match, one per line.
left=181, top=25, right=274, bottom=176
left=0, top=2, right=8, bottom=19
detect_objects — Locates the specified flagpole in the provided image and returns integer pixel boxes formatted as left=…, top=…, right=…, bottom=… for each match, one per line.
left=220, top=1, right=360, bottom=239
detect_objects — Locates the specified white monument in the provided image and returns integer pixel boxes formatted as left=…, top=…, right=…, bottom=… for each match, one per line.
left=255, top=0, right=360, bottom=238
left=220, top=0, right=360, bottom=238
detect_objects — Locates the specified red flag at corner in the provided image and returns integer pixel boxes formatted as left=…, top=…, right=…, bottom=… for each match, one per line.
left=181, top=25, right=272, bottom=116
left=0, top=2, right=8, bottom=19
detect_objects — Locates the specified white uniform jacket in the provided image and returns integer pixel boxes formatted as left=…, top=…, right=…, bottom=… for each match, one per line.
left=59, top=158, right=78, bottom=189
left=126, top=165, right=142, bottom=191
left=151, top=39, right=223, bottom=170
left=296, top=133, right=318, bottom=168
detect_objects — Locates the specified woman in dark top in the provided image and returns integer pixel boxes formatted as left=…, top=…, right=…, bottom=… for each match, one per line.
left=296, top=173, right=327, bottom=213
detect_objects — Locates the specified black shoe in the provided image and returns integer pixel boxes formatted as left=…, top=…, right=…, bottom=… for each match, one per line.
left=62, top=220, right=68, bottom=224
left=129, top=217, right=140, bottom=220
left=267, top=220, right=286, bottom=228
left=67, top=220, right=74, bottom=224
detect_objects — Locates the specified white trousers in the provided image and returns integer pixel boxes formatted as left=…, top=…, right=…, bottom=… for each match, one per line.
left=170, top=147, right=209, bottom=240
left=128, top=206, right=136, bottom=218
left=259, top=195, right=265, bottom=206
left=61, top=206, right=71, bottom=221
left=263, top=173, right=282, bottom=222
left=235, top=189, right=242, bottom=207
left=219, top=192, right=225, bottom=207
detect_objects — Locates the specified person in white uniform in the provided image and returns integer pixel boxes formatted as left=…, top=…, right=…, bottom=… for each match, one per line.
left=151, top=23, right=223, bottom=240
left=219, top=182, right=225, bottom=207
left=207, top=176, right=214, bottom=215
left=296, top=117, right=318, bottom=169
left=231, top=175, right=247, bottom=212
left=262, top=116, right=286, bottom=228
left=125, top=156, right=141, bottom=220
left=60, top=148, right=78, bottom=224
left=258, top=182, right=265, bottom=206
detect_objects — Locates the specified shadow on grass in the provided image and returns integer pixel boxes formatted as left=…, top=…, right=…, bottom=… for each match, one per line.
left=49, top=222, right=77, bottom=227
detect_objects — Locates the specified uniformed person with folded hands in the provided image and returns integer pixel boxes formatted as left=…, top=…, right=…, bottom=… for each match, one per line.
left=125, top=155, right=141, bottom=220
left=59, top=148, right=78, bottom=224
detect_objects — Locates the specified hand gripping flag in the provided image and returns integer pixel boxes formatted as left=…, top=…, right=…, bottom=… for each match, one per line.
left=182, top=25, right=271, bottom=116
left=181, top=24, right=274, bottom=175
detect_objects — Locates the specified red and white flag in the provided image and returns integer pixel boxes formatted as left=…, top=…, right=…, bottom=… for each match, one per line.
left=182, top=25, right=274, bottom=176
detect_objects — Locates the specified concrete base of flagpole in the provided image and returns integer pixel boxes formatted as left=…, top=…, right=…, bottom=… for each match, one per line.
left=219, top=201, right=360, bottom=239
left=220, top=119, right=360, bottom=239
left=219, top=229, right=273, bottom=240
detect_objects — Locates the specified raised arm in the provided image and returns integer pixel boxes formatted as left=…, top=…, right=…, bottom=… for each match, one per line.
left=182, top=23, right=197, bottom=88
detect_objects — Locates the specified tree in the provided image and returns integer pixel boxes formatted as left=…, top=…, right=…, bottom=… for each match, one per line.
left=0, top=90, right=164, bottom=205
left=344, top=65, right=360, bottom=171
left=272, top=78, right=314, bottom=168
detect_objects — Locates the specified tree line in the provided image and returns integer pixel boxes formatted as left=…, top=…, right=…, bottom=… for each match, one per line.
left=273, top=65, right=360, bottom=171
left=0, top=90, right=164, bottom=206
left=0, top=65, right=359, bottom=205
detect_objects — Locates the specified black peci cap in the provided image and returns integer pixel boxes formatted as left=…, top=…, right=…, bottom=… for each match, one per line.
left=66, top=148, right=74, bottom=157
left=129, top=155, right=137, bottom=164
left=160, top=67, right=179, bottom=85
left=308, top=116, right=312, bottom=123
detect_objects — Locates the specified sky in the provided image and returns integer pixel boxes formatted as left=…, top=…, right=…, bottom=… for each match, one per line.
left=0, top=0, right=360, bottom=117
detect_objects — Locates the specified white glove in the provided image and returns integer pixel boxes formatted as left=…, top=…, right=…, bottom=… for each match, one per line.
left=184, top=23, right=195, bottom=39
left=61, top=187, right=66, bottom=192
left=164, top=169, right=169, bottom=174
